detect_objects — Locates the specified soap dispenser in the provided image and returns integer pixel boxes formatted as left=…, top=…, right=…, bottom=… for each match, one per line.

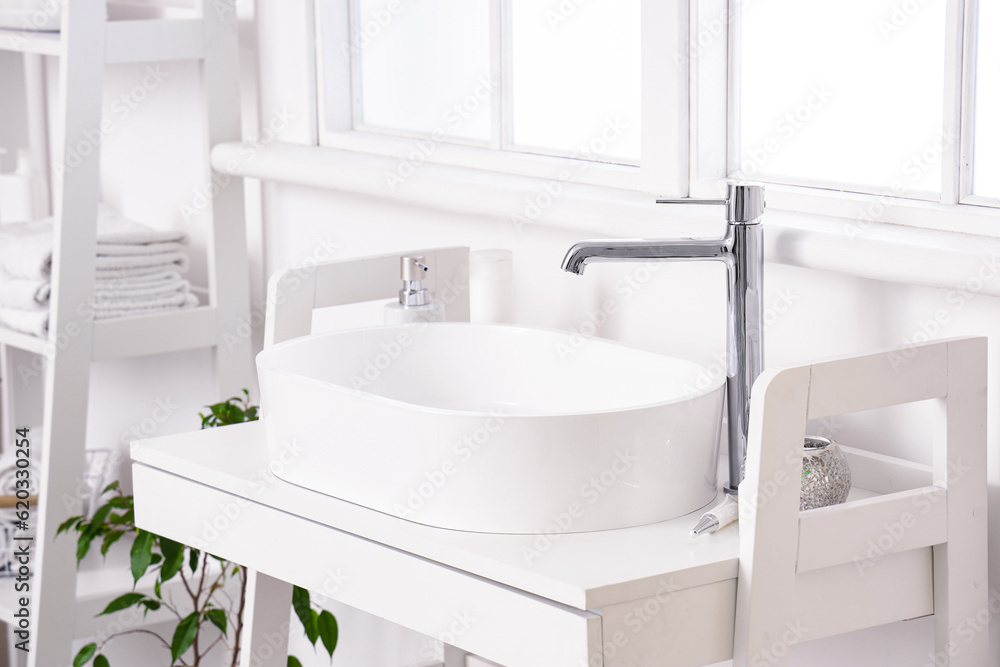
left=384, top=255, right=446, bottom=324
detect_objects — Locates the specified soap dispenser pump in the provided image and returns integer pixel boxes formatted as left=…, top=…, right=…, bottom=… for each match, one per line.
left=384, top=255, right=446, bottom=324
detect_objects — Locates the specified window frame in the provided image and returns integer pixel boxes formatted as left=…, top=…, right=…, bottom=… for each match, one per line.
left=712, top=0, right=1000, bottom=226
left=313, top=0, right=690, bottom=196
left=308, top=0, right=1000, bottom=236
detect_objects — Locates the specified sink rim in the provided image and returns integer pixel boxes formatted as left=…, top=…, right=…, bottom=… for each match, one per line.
left=256, top=322, right=726, bottom=418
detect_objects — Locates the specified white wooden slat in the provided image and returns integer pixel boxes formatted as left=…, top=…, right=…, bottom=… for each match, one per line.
left=0, top=326, right=50, bottom=356
left=600, top=579, right=736, bottom=667
left=806, top=340, right=948, bottom=419
left=200, top=0, right=255, bottom=398
left=133, top=464, right=603, bottom=667
left=264, top=267, right=317, bottom=347
left=0, top=28, right=61, bottom=56
left=105, top=19, right=205, bottom=64
left=23, top=53, right=51, bottom=218
left=28, top=0, right=106, bottom=662
left=796, top=486, right=947, bottom=573
left=0, top=20, right=206, bottom=63
left=91, top=307, right=218, bottom=360
left=840, top=446, right=933, bottom=496
left=732, top=365, right=810, bottom=667
left=933, top=337, right=989, bottom=665
left=239, top=571, right=293, bottom=667
left=795, top=547, right=934, bottom=642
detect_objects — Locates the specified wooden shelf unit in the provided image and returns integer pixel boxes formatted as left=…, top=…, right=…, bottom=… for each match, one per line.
left=0, top=1, right=253, bottom=665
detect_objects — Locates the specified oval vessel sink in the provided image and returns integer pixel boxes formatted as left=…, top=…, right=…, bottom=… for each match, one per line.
left=257, top=323, right=724, bottom=534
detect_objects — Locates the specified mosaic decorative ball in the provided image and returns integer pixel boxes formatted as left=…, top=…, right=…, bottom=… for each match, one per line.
left=800, top=436, right=852, bottom=511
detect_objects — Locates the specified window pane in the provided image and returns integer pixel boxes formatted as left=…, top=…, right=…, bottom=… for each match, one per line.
left=974, top=0, right=1000, bottom=198
left=510, top=0, right=641, bottom=163
left=357, top=0, right=492, bottom=143
left=739, top=0, right=947, bottom=196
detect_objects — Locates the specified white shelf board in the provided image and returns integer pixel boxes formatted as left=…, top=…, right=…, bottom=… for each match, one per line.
left=0, top=18, right=204, bottom=63
left=0, top=28, right=60, bottom=56
left=91, top=305, right=218, bottom=360
left=0, top=325, right=50, bottom=357
left=0, top=306, right=218, bottom=360
left=0, top=558, right=221, bottom=639
left=132, top=422, right=743, bottom=612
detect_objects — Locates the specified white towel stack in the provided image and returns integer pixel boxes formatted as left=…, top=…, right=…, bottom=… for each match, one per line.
left=0, top=206, right=197, bottom=337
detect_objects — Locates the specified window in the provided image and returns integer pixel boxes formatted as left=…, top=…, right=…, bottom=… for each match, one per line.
left=317, top=0, right=649, bottom=179
left=313, top=1, right=1000, bottom=222
left=735, top=0, right=999, bottom=210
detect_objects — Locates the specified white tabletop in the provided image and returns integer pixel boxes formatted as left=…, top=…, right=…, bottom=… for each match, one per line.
left=131, top=421, right=740, bottom=611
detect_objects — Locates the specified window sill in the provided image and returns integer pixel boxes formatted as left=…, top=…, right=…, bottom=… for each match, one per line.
left=215, top=141, right=1000, bottom=297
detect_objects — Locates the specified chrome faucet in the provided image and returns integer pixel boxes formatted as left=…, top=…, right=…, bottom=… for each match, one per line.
left=560, top=184, right=765, bottom=496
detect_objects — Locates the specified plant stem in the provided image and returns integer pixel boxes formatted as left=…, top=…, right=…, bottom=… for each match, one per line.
left=100, top=628, right=172, bottom=653
left=230, top=566, right=247, bottom=667
left=193, top=552, right=209, bottom=666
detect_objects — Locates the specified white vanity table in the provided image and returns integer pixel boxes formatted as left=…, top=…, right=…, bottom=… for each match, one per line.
left=131, top=421, right=742, bottom=667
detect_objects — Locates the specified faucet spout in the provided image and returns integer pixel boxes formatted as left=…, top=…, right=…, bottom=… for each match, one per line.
left=560, top=184, right=765, bottom=496
left=561, top=236, right=732, bottom=275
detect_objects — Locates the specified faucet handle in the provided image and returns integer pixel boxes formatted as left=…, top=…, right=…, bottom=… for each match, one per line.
left=656, top=184, right=765, bottom=225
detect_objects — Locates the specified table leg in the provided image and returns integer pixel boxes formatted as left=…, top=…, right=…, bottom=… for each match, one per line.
left=239, top=569, right=294, bottom=667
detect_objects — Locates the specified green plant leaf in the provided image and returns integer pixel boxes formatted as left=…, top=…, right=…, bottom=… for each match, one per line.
left=140, top=599, right=161, bottom=616
left=154, top=578, right=162, bottom=599
left=317, top=610, right=338, bottom=657
left=287, top=657, right=303, bottom=667
left=307, top=609, right=320, bottom=645
left=106, top=496, right=131, bottom=509
left=57, top=515, right=83, bottom=535
left=159, top=538, right=185, bottom=582
left=291, top=586, right=316, bottom=645
left=171, top=612, right=200, bottom=662
left=103, top=480, right=121, bottom=494
left=189, top=548, right=200, bottom=573
left=83, top=505, right=113, bottom=539
left=74, top=643, right=97, bottom=667
left=100, top=592, right=145, bottom=616
left=130, top=530, right=154, bottom=583
left=94, top=655, right=110, bottom=667
left=206, top=608, right=227, bottom=635
left=101, top=530, right=125, bottom=557
left=76, top=533, right=95, bottom=564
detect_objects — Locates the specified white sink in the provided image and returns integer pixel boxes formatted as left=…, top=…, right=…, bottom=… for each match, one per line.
left=256, top=323, right=724, bottom=534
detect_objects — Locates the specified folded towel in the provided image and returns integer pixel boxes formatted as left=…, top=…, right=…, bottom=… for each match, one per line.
left=0, top=207, right=189, bottom=280
left=93, top=293, right=199, bottom=321
left=0, top=229, right=52, bottom=280
left=0, top=273, right=50, bottom=309
left=97, top=241, right=186, bottom=257
left=95, top=264, right=186, bottom=281
left=94, top=251, right=189, bottom=272
left=93, top=207, right=188, bottom=246
left=92, top=291, right=195, bottom=311
left=94, top=273, right=188, bottom=300
left=0, top=306, right=48, bottom=337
